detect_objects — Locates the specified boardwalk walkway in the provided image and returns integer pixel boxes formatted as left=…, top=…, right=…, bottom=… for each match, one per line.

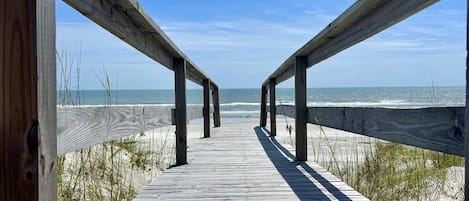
left=134, top=123, right=369, bottom=201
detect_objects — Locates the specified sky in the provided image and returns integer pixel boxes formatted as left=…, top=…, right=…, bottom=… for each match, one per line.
left=56, top=0, right=466, bottom=89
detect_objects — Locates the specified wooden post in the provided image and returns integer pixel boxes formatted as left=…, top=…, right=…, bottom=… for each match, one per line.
left=203, top=79, right=211, bottom=138
left=295, top=56, right=308, bottom=161
left=212, top=86, right=221, bottom=127
left=269, top=79, right=277, bottom=136
left=174, top=58, right=187, bottom=165
left=0, top=0, right=57, bottom=200
left=260, top=86, right=268, bottom=127
left=465, top=0, right=468, bottom=198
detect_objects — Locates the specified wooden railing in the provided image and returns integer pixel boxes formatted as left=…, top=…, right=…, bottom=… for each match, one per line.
left=57, top=106, right=206, bottom=155
left=1, top=0, right=220, bottom=200
left=259, top=0, right=469, bottom=198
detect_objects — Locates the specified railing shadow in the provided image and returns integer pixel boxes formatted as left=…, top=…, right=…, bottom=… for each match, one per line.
left=253, top=126, right=354, bottom=201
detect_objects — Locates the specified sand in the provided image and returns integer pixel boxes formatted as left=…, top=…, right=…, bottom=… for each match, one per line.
left=60, top=117, right=464, bottom=200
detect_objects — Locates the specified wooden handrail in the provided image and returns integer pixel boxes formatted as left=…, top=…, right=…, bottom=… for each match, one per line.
left=57, top=105, right=205, bottom=155
left=261, top=0, right=437, bottom=88
left=63, top=0, right=217, bottom=87
left=277, top=105, right=465, bottom=157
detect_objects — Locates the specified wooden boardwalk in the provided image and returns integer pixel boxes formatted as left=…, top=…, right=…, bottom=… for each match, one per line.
left=134, top=123, right=369, bottom=200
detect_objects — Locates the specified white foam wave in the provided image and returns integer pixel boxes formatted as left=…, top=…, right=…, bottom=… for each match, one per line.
left=220, top=102, right=260, bottom=106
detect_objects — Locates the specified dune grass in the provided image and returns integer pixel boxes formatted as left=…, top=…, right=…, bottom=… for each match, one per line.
left=56, top=47, right=176, bottom=200
left=305, top=124, right=464, bottom=201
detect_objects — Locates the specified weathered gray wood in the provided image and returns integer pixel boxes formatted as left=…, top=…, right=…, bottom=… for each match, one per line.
left=295, top=56, right=307, bottom=161
left=203, top=79, right=210, bottom=138
left=1, top=0, right=57, bottom=199
left=212, top=86, right=221, bottom=127
left=277, top=105, right=466, bottom=156
left=134, top=124, right=369, bottom=201
left=260, top=86, right=268, bottom=127
left=37, top=0, right=57, bottom=199
left=174, top=58, right=187, bottom=165
left=270, top=78, right=277, bottom=136
left=465, top=0, right=469, bottom=198
left=57, top=106, right=203, bottom=154
left=263, top=0, right=438, bottom=88
left=63, top=0, right=215, bottom=86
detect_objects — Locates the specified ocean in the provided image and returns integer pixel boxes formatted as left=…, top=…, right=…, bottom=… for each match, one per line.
left=58, top=87, right=465, bottom=123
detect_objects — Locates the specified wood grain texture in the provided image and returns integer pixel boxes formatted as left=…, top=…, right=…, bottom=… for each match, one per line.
left=174, top=58, right=188, bottom=165
left=203, top=79, right=210, bottom=138
left=277, top=105, right=465, bottom=156
left=262, top=0, right=437, bottom=88
left=295, top=56, right=307, bottom=161
left=36, top=0, right=57, bottom=200
left=260, top=86, right=268, bottom=127
left=212, top=86, right=221, bottom=127
left=57, top=106, right=203, bottom=155
left=62, top=0, right=214, bottom=86
left=269, top=79, right=277, bottom=136
left=1, top=0, right=41, bottom=199
left=465, top=0, right=469, bottom=198
left=134, top=124, right=369, bottom=201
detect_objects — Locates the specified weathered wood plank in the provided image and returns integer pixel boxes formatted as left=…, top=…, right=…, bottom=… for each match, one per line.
left=203, top=79, right=210, bottom=138
left=269, top=78, right=277, bottom=136
left=277, top=105, right=465, bottom=156
left=295, top=56, right=307, bottom=161
left=174, top=58, right=187, bottom=165
left=263, top=0, right=438, bottom=88
left=37, top=0, right=57, bottom=199
left=260, top=86, right=268, bottom=127
left=57, top=106, right=203, bottom=155
left=212, top=86, right=221, bottom=127
left=62, top=0, right=213, bottom=86
left=1, top=0, right=57, bottom=199
left=465, top=0, right=469, bottom=198
left=134, top=123, right=369, bottom=201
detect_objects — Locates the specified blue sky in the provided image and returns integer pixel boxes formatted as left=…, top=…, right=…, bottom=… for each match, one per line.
left=56, top=0, right=466, bottom=89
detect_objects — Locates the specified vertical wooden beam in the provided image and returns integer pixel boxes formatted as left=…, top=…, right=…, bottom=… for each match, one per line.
left=174, top=58, right=187, bottom=165
left=37, top=0, right=57, bottom=200
left=203, top=79, right=211, bottom=138
left=1, top=0, right=57, bottom=200
left=465, top=0, right=469, bottom=198
left=295, top=56, right=308, bottom=161
left=269, top=79, right=277, bottom=136
left=212, top=86, right=221, bottom=127
left=260, top=86, right=267, bottom=127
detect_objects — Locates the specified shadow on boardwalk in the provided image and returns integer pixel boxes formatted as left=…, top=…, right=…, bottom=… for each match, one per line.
left=254, top=126, right=354, bottom=201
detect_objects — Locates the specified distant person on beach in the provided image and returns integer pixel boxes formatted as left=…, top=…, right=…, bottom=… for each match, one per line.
left=288, top=125, right=292, bottom=135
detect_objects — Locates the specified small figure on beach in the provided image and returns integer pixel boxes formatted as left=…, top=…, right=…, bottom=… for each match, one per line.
left=288, top=125, right=292, bottom=135
left=286, top=124, right=289, bottom=132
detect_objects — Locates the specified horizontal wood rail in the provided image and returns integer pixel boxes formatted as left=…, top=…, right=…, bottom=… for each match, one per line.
left=277, top=105, right=465, bottom=157
left=57, top=106, right=204, bottom=155
left=262, top=0, right=437, bottom=88
left=63, top=0, right=217, bottom=88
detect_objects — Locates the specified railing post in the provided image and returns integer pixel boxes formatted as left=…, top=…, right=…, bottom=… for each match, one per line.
left=212, top=85, right=221, bottom=127
left=465, top=0, right=468, bottom=198
left=269, top=79, right=277, bottom=136
left=1, top=0, right=57, bottom=200
left=295, top=56, right=308, bottom=161
left=260, top=86, right=268, bottom=127
left=174, top=58, right=187, bottom=165
left=203, top=79, right=211, bottom=138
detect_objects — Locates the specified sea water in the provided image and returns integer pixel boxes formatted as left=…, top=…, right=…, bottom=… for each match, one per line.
left=58, top=87, right=465, bottom=123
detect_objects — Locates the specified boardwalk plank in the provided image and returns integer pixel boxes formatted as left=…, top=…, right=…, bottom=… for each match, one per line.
left=134, top=123, right=369, bottom=201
